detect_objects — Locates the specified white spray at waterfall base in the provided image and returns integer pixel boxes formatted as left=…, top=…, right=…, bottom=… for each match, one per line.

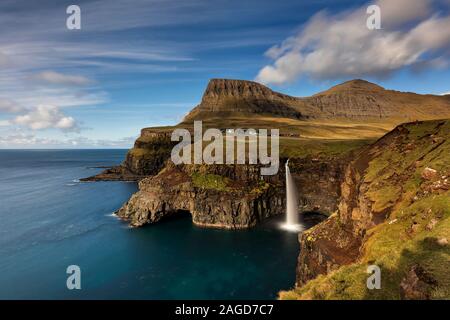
left=280, top=159, right=305, bottom=232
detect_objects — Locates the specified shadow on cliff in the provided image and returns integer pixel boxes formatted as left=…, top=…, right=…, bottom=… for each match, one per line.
left=362, top=237, right=445, bottom=300
left=144, top=210, right=192, bottom=228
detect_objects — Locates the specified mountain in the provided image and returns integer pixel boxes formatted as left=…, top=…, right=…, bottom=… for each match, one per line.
left=183, top=79, right=303, bottom=121
left=302, top=79, right=450, bottom=119
left=183, top=78, right=450, bottom=122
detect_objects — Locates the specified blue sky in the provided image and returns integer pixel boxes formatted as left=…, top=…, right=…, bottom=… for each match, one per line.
left=0, top=0, right=449, bottom=148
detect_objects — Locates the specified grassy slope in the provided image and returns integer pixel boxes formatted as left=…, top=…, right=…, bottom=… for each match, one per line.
left=280, top=120, right=450, bottom=300
left=134, top=117, right=388, bottom=160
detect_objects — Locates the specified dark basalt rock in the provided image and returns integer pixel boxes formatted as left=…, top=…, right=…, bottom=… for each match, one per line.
left=116, top=162, right=286, bottom=228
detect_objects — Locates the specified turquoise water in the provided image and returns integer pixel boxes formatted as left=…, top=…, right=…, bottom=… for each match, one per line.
left=0, top=150, right=306, bottom=299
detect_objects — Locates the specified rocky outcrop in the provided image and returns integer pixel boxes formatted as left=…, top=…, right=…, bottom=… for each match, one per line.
left=116, top=162, right=285, bottom=228
left=400, top=265, right=438, bottom=300
left=80, top=165, right=142, bottom=182
left=123, top=130, right=175, bottom=176
left=82, top=129, right=175, bottom=181
left=114, top=153, right=349, bottom=229
left=296, top=214, right=362, bottom=285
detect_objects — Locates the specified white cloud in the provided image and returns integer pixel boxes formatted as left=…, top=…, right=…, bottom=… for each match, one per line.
left=31, top=71, right=93, bottom=86
left=0, top=133, right=59, bottom=146
left=0, top=132, right=137, bottom=148
left=0, top=98, right=25, bottom=113
left=378, top=0, right=432, bottom=27
left=12, top=105, right=79, bottom=132
left=441, top=91, right=450, bottom=95
left=256, top=0, right=450, bottom=84
left=67, top=136, right=137, bottom=148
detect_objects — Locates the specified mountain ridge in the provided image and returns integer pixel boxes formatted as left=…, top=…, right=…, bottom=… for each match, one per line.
left=183, top=78, right=450, bottom=122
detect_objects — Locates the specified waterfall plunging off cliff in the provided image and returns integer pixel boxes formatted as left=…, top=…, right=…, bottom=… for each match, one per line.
left=281, top=160, right=304, bottom=232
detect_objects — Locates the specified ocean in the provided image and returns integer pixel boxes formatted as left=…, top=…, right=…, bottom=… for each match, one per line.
left=0, top=150, right=304, bottom=299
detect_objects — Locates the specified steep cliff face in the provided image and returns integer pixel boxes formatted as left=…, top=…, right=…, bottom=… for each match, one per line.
left=289, top=156, right=346, bottom=215
left=281, top=120, right=450, bottom=300
left=124, top=130, right=175, bottom=176
left=116, top=162, right=285, bottom=228
left=183, top=79, right=303, bottom=121
left=82, top=129, right=175, bottom=181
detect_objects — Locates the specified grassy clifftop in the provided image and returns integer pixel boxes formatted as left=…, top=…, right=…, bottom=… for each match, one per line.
left=281, top=119, right=450, bottom=299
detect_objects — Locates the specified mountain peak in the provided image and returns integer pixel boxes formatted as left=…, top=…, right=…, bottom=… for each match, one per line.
left=183, top=78, right=302, bottom=122
left=319, top=79, right=384, bottom=95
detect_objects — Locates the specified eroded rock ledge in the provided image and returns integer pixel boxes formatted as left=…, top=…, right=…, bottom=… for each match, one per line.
left=116, top=162, right=285, bottom=228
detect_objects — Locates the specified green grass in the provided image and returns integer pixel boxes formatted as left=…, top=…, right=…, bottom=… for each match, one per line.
left=279, top=138, right=373, bottom=159
left=250, top=180, right=271, bottom=195
left=191, top=172, right=231, bottom=191
left=129, top=147, right=171, bottom=159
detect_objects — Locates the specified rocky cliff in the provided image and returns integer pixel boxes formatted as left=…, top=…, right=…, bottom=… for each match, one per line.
left=81, top=129, right=175, bottom=181
left=116, top=161, right=285, bottom=228
left=115, top=154, right=350, bottom=228
left=281, top=119, right=450, bottom=299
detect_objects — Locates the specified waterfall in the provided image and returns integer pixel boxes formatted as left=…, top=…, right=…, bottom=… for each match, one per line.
left=281, top=160, right=303, bottom=232
left=285, top=160, right=299, bottom=225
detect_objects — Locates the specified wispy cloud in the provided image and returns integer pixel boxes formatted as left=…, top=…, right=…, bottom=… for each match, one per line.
left=256, top=0, right=450, bottom=84
left=0, top=132, right=137, bottom=148
left=30, top=71, right=93, bottom=86
left=0, top=98, right=25, bottom=113
left=0, top=51, right=11, bottom=66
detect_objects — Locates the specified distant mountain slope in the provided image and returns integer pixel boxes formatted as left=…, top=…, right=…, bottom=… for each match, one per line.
left=302, top=79, right=450, bottom=119
left=183, top=79, right=450, bottom=122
